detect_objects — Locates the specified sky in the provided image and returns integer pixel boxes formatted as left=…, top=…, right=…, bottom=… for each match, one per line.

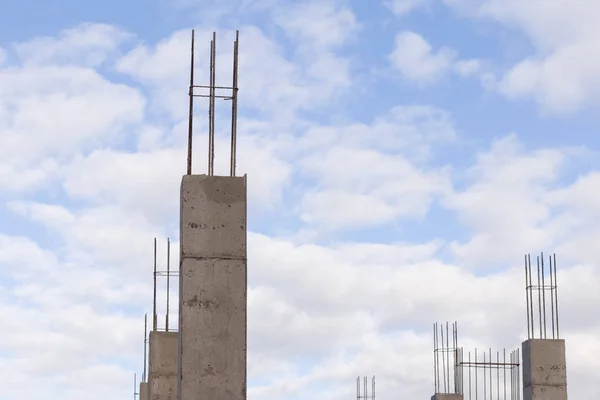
left=1, top=0, right=600, bottom=398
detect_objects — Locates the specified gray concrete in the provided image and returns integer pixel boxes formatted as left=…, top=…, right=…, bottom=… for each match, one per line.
left=179, top=174, right=247, bottom=400
left=522, top=339, right=567, bottom=400
left=149, top=331, right=178, bottom=400
left=431, top=394, right=463, bottom=400
left=139, top=382, right=148, bottom=400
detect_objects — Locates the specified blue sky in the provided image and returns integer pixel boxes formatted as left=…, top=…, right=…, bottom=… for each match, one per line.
left=1, top=0, right=600, bottom=399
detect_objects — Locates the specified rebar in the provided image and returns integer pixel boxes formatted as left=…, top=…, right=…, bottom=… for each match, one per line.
left=433, top=321, right=459, bottom=394
left=524, top=253, right=560, bottom=339
left=356, top=376, right=375, bottom=400
left=187, top=30, right=241, bottom=176
left=457, top=347, right=520, bottom=400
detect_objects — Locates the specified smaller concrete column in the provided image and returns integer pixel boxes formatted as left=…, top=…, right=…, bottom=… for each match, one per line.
left=522, top=339, right=567, bottom=400
left=431, top=394, right=463, bottom=400
left=139, top=382, right=148, bottom=400
left=149, top=331, right=178, bottom=400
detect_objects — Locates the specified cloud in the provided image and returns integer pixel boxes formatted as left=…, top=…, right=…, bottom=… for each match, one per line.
left=443, top=0, right=600, bottom=113
left=13, top=23, right=133, bottom=67
left=272, top=1, right=360, bottom=49
left=389, top=31, right=480, bottom=84
left=385, top=0, right=429, bottom=16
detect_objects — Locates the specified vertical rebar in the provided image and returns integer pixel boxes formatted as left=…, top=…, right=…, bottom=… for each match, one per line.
left=134, top=372, right=137, bottom=400
left=488, top=348, right=492, bottom=400
left=153, top=238, right=157, bottom=331
left=549, top=254, right=556, bottom=339
left=143, top=313, right=147, bottom=382
left=372, top=376, right=376, bottom=400
left=356, top=377, right=359, bottom=400
left=441, top=326, right=447, bottom=393
left=475, top=349, right=478, bottom=400
left=496, top=351, right=500, bottom=400
left=553, top=253, right=560, bottom=338
left=528, top=255, right=534, bottom=338
left=166, top=238, right=171, bottom=332
left=433, top=323, right=438, bottom=392
left=483, top=350, right=486, bottom=400
left=468, top=351, right=472, bottom=400
left=536, top=256, right=542, bottom=338
left=503, top=348, right=506, bottom=400
left=541, top=252, right=547, bottom=338
left=446, top=321, right=450, bottom=392
left=230, top=30, right=239, bottom=177
left=187, top=30, right=195, bottom=175
left=525, top=255, right=530, bottom=339
left=208, top=34, right=215, bottom=176
left=364, top=376, right=367, bottom=400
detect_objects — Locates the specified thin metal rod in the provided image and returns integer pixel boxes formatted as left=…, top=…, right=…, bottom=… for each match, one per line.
left=208, top=35, right=215, bottom=176
left=187, top=30, right=195, bottom=175
left=364, top=376, right=367, bottom=400
left=468, top=351, right=472, bottom=400
left=528, top=255, right=535, bottom=338
left=446, top=321, right=450, bottom=392
left=489, top=348, right=492, bottom=400
left=230, top=30, right=239, bottom=177
left=373, top=376, right=375, bottom=400
left=134, top=372, right=137, bottom=400
left=541, top=252, right=547, bottom=338
left=503, top=349, right=506, bottom=400
left=166, top=238, right=171, bottom=332
left=554, top=253, right=560, bottom=338
left=550, top=254, right=556, bottom=339
left=209, top=32, right=217, bottom=175
left=483, top=351, right=486, bottom=400
left=433, top=323, right=438, bottom=392
left=153, top=238, right=157, bottom=331
left=143, top=313, right=147, bottom=382
left=356, top=377, right=359, bottom=400
left=475, top=349, right=478, bottom=400
left=537, top=255, right=542, bottom=338
left=441, top=326, right=447, bottom=392
left=525, top=255, right=530, bottom=339
left=496, top=351, right=500, bottom=400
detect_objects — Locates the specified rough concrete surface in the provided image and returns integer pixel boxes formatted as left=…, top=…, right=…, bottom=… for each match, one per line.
left=522, top=339, right=567, bottom=387
left=524, top=385, right=567, bottom=400
left=180, top=174, right=246, bottom=259
left=522, top=339, right=567, bottom=400
left=140, top=382, right=148, bottom=400
left=431, top=394, right=464, bottom=400
left=149, top=331, right=178, bottom=400
left=179, top=174, right=247, bottom=400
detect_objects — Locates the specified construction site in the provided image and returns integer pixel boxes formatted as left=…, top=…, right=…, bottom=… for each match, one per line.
left=130, top=30, right=569, bottom=400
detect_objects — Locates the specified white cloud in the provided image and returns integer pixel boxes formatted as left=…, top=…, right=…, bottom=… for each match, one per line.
left=0, top=46, right=6, bottom=65
left=273, top=1, right=360, bottom=48
left=389, top=31, right=481, bottom=84
left=385, top=0, right=429, bottom=16
left=454, top=58, right=481, bottom=77
left=13, top=23, right=132, bottom=67
left=443, top=0, right=600, bottom=113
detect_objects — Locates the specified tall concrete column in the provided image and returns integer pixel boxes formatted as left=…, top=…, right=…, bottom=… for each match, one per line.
left=149, top=331, right=178, bottom=400
left=431, top=394, right=463, bottom=400
left=178, top=174, right=247, bottom=400
left=522, top=339, right=567, bottom=400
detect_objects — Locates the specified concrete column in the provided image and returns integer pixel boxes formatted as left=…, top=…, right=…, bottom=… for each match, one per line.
left=179, top=175, right=247, bottom=400
left=431, top=394, right=463, bottom=400
left=522, top=339, right=567, bottom=400
left=149, top=331, right=178, bottom=400
left=139, top=382, right=148, bottom=400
